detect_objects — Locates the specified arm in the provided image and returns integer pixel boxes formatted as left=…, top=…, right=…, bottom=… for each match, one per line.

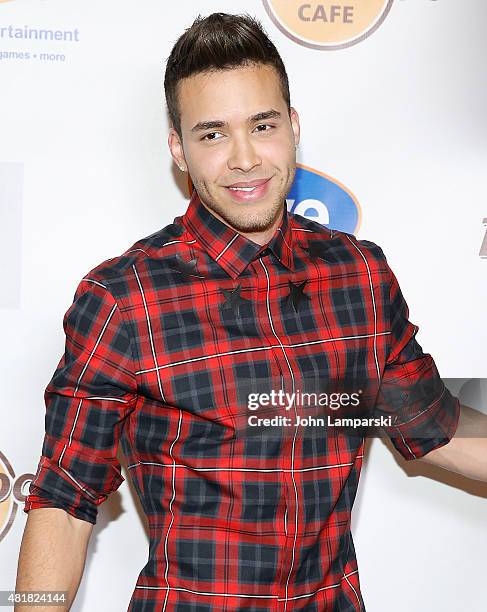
left=419, top=403, right=487, bottom=482
left=371, top=243, right=461, bottom=464
left=19, top=274, right=137, bottom=606
left=15, top=508, right=93, bottom=611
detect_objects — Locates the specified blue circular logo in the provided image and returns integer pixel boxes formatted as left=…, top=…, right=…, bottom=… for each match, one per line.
left=287, top=164, right=361, bottom=234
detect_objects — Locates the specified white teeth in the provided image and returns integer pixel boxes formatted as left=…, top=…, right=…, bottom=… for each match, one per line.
left=228, top=186, right=256, bottom=191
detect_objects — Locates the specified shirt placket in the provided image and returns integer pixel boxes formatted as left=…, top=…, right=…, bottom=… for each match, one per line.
left=249, top=255, right=302, bottom=611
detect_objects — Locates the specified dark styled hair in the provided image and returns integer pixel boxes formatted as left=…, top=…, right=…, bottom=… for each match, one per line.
left=164, top=12, right=291, bottom=139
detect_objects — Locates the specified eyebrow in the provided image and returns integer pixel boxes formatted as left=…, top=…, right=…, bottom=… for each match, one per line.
left=190, top=109, right=282, bottom=134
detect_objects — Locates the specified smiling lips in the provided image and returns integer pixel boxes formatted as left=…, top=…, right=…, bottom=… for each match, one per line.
left=225, top=177, right=272, bottom=202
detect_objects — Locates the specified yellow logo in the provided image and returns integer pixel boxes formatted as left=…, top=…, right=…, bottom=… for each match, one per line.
left=262, top=0, right=394, bottom=50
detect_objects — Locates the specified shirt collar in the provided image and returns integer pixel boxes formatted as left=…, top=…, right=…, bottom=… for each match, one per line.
left=180, top=190, right=296, bottom=279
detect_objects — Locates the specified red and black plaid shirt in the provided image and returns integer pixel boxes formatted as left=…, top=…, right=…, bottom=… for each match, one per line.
left=24, top=190, right=460, bottom=611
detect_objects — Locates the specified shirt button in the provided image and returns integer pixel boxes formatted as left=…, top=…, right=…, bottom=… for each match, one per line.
left=257, top=247, right=272, bottom=258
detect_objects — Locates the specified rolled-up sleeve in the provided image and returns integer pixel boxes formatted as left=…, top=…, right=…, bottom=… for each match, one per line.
left=374, top=256, right=461, bottom=461
left=23, top=276, right=138, bottom=524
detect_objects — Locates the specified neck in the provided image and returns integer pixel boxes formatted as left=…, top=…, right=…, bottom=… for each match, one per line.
left=239, top=209, right=284, bottom=246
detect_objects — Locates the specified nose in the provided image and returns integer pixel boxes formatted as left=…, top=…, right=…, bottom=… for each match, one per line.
left=227, top=133, right=262, bottom=173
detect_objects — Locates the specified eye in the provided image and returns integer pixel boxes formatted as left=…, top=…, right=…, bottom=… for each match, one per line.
left=254, top=124, right=275, bottom=133
left=201, top=132, right=223, bottom=142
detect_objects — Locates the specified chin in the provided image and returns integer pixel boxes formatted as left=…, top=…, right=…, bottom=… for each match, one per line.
left=233, top=211, right=279, bottom=232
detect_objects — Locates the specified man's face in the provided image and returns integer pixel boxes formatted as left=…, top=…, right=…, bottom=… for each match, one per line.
left=168, top=63, right=300, bottom=236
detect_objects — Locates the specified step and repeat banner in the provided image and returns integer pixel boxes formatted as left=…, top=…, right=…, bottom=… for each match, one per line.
left=1, top=1, right=486, bottom=610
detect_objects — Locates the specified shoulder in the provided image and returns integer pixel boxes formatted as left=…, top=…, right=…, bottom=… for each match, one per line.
left=76, top=220, right=187, bottom=299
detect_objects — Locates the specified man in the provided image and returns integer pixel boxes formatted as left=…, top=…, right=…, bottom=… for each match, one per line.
left=16, top=12, right=487, bottom=612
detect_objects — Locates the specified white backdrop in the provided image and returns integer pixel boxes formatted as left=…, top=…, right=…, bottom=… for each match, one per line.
left=1, top=1, right=486, bottom=610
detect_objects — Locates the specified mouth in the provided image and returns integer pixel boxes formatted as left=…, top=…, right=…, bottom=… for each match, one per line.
left=224, top=177, right=272, bottom=202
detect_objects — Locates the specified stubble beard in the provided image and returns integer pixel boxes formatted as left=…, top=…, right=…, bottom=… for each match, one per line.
left=193, top=168, right=295, bottom=234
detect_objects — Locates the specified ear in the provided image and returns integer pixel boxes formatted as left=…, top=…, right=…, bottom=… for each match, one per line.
left=289, top=107, right=300, bottom=148
left=168, top=127, right=187, bottom=172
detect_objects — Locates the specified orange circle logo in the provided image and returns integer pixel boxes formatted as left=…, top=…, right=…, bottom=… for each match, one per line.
left=0, top=451, right=35, bottom=541
left=262, top=0, right=395, bottom=50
